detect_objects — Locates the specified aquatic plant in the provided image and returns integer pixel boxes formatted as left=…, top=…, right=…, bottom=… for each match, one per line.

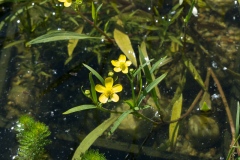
left=15, top=115, right=51, bottom=160
left=2, top=0, right=240, bottom=159
left=62, top=45, right=169, bottom=159
left=95, top=77, right=123, bottom=103
left=111, top=54, right=132, bottom=74
left=81, top=149, right=106, bottom=160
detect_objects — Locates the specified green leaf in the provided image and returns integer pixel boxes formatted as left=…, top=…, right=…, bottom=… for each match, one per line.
left=132, top=59, right=154, bottom=78
left=137, top=72, right=168, bottom=106
left=89, top=73, right=98, bottom=103
left=124, top=99, right=134, bottom=109
left=168, top=36, right=182, bottom=46
left=199, top=92, right=212, bottom=112
left=236, top=101, right=240, bottom=138
left=96, top=3, right=103, bottom=13
left=169, top=7, right=183, bottom=25
left=72, top=116, right=119, bottom=160
left=183, top=58, right=205, bottom=90
left=92, top=2, right=96, bottom=23
left=67, top=25, right=84, bottom=58
left=184, top=0, right=196, bottom=23
left=140, top=25, right=161, bottom=31
left=3, top=39, right=25, bottom=49
left=151, top=56, right=167, bottom=73
left=26, top=31, right=101, bottom=46
left=139, top=44, right=152, bottom=82
left=169, top=94, right=182, bottom=148
left=113, top=19, right=137, bottom=67
left=145, top=72, right=168, bottom=93
left=83, top=63, right=104, bottom=85
left=109, top=109, right=133, bottom=135
left=63, top=105, right=97, bottom=114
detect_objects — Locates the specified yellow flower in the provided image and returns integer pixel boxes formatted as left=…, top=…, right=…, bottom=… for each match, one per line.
left=58, top=0, right=72, bottom=7
left=111, top=54, right=132, bottom=74
left=95, top=77, right=122, bottom=103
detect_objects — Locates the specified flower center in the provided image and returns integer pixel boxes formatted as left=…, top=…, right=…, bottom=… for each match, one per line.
left=120, top=62, right=126, bottom=70
left=105, top=88, right=113, bottom=97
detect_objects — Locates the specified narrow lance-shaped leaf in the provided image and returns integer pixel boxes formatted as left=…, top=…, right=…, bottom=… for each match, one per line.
left=184, top=58, right=205, bottom=90
left=68, top=25, right=84, bottom=57
left=83, top=63, right=104, bottom=85
left=132, top=59, right=154, bottom=78
left=145, top=72, right=168, bottom=93
left=63, top=105, right=97, bottom=114
left=140, top=41, right=161, bottom=99
left=109, top=109, right=133, bottom=135
left=89, top=73, right=97, bottom=103
left=92, top=2, right=96, bottom=23
left=169, top=93, right=182, bottom=147
left=137, top=72, right=168, bottom=106
left=26, top=31, right=101, bottom=46
left=150, top=56, right=172, bottom=74
left=72, top=116, right=119, bottom=160
left=113, top=19, right=137, bottom=66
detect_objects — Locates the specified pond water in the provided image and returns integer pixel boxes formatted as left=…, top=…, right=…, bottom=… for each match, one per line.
left=0, top=0, right=240, bottom=160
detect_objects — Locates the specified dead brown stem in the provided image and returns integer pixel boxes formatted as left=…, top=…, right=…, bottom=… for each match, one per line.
left=208, top=68, right=237, bottom=150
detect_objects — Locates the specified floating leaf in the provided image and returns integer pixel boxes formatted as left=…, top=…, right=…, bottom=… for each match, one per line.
left=113, top=19, right=137, bottom=66
left=72, top=116, right=119, bottom=160
left=63, top=105, right=97, bottom=114
left=169, top=94, right=182, bottom=147
left=26, top=31, right=101, bottom=46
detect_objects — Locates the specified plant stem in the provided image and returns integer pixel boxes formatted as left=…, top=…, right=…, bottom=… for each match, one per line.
left=208, top=68, right=237, bottom=150
left=76, top=8, right=115, bottom=44
left=127, top=74, right=136, bottom=108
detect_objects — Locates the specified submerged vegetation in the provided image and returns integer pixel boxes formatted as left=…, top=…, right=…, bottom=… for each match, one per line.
left=14, top=115, right=51, bottom=160
left=81, top=149, right=106, bottom=160
left=0, top=0, right=240, bottom=159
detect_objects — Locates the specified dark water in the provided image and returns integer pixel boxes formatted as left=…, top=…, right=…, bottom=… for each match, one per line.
left=0, top=1, right=239, bottom=160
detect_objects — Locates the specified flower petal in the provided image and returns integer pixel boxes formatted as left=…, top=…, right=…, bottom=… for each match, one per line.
left=192, top=6, right=198, bottom=17
left=125, top=61, right=132, bottom=66
left=119, top=54, right=126, bottom=62
left=99, top=94, right=109, bottom=103
left=111, top=93, right=119, bottom=102
left=95, top=84, right=106, bottom=93
left=179, top=0, right=183, bottom=5
left=105, top=77, right=113, bottom=88
left=58, top=0, right=65, bottom=2
left=114, top=67, right=122, bottom=72
left=64, top=2, right=72, bottom=7
left=112, top=84, right=123, bottom=93
left=122, top=67, right=128, bottom=74
left=111, top=60, right=120, bottom=67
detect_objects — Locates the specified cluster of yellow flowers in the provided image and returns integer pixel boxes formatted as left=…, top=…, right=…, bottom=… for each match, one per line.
left=95, top=54, right=132, bottom=103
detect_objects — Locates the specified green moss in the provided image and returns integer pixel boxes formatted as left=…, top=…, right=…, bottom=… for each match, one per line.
left=15, top=115, right=51, bottom=160
left=81, top=149, right=106, bottom=160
